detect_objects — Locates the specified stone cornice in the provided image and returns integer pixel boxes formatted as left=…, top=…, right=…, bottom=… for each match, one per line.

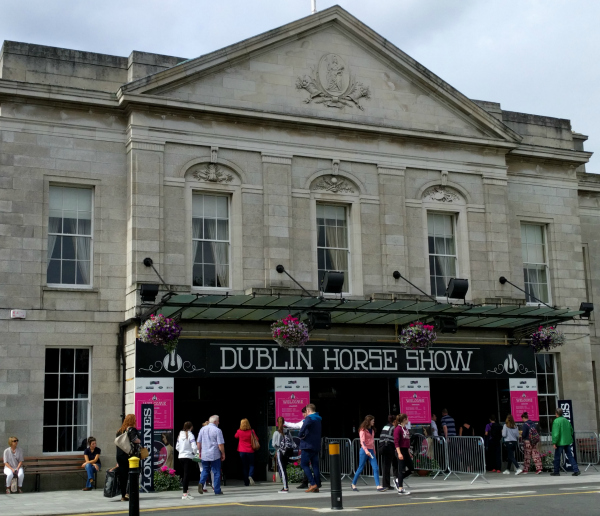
left=508, top=144, right=592, bottom=164
left=377, top=165, right=406, bottom=176
left=261, top=153, right=292, bottom=165
left=126, top=141, right=165, bottom=153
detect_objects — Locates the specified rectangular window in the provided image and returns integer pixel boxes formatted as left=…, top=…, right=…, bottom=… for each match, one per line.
left=428, top=213, right=457, bottom=297
left=521, top=224, right=550, bottom=304
left=47, top=186, right=93, bottom=286
left=192, top=194, right=230, bottom=288
left=536, top=354, right=558, bottom=433
left=43, top=348, right=90, bottom=453
left=317, top=204, right=349, bottom=292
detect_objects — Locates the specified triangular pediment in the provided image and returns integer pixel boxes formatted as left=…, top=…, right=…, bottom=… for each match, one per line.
left=120, top=6, right=520, bottom=143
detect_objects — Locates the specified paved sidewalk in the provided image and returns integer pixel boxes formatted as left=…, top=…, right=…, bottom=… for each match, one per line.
left=3, top=471, right=600, bottom=516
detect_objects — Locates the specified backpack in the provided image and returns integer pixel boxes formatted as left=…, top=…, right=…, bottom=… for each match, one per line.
left=379, top=425, right=394, bottom=450
left=490, top=422, right=502, bottom=441
left=279, top=430, right=297, bottom=454
left=527, top=422, right=540, bottom=447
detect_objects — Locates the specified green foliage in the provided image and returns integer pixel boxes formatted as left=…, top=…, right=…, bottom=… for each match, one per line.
left=286, top=461, right=305, bottom=483
left=153, top=469, right=182, bottom=491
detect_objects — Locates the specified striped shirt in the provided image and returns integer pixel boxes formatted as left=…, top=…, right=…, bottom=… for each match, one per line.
left=441, top=415, right=456, bottom=436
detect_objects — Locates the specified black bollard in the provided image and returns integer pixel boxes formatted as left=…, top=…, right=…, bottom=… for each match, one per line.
left=128, top=456, right=140, bottom=516
left=329, top=442, right=343, bottom=510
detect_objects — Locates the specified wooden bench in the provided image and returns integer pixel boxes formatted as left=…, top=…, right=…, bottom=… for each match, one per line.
left=1, top=455, right=97, bottom=492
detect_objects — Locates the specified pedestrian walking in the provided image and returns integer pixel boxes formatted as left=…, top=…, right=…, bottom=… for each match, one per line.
left=502, top=414, right=520, bottom=474
left=379, top=415, right=398, bottom=490
left=393, top=414, right=411, bottom=495
left=551, top=408, right=580, bottom=476
left=485, top=415, right=503, bottom=472
left=115, top=414, right=141, bottom=502
left=197, top=421, right=209, bottom=493
left=520, top=412, right=542, bottom=475
left=81, top=436, right=101, bottom=491
left=440, top=409, right=456, bottom=438
left=176, top=422, right=198, bottom=500
left=298, top=404, right=322, bottom=493
left=284, top=406, right=310, bottom=489
left=3, top=436, right=24, bottom=494
left=234, top=419, right=259, bottom=486
left=272, top=416, right=296, bottom=493
left=197, top=415, right=226, bottom=495
left=351, top=415, right=386, bottom=492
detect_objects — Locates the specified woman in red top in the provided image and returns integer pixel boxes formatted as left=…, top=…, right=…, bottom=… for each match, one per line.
left=234, top=419, right=259, bottom=486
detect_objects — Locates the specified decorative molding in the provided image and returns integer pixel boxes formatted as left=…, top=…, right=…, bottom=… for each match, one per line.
left=211, top=146, right=218, bottom=163
left=377, top=165, right=406, bottom=177
left=441, top=170, right=449, bottom=186
left=296, top=53, right=371, bottom=110
left=193, top=163, right=234, bottom=183
left=126, top=141, right=165, bottom=152
left=466, top=205, right=486, bottom=213
left=261, top=154, right=292, bottom=165
left=332, top=159, right=340, bottom=175
left=423, top=186, right=461, bottom=203
left=483, top=177, right=508, bottom=186
left=312, top=175, right=355, bottom=194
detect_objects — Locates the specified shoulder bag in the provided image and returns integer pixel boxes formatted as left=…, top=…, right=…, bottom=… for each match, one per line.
left=250, top=430, right=260, bottom=452
left=115, top=432, right=131, bottom=454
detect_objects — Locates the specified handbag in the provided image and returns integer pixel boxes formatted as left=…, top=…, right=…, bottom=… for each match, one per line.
left=10, top=476, right=18, bottom=493
left=115, top=432, right=131, bottom=454
left=140, top=447, right=149, bottom=460
left=250, top=430, right=260, bottom=452
left=103, top=469, right=120, bottom=498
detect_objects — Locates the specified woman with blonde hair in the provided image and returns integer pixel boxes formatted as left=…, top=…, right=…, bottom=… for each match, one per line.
left=115, top=414, right=141, bottom=502
left=502, top=414, right=520, bottom=474
left=176, top=421, right=198, bottom=500
left=4, top=436, right=24, bottom=494
left=235, top=418, right=259, bottom=486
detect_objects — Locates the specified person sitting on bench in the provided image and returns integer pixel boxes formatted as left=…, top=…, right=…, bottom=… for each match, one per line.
left=82, top=436, right=101, bottom=491
left=4, top=436, right=24, bottom=494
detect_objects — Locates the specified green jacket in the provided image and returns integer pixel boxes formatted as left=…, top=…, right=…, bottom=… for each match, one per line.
left=552, top=416, right=574, bottom=446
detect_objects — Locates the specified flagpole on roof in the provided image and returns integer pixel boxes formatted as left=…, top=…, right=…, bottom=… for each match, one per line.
left=311, top=0, right=317, bottom=14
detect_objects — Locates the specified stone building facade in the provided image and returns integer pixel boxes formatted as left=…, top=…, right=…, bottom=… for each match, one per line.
left=0, top=6, right=598, bottom=481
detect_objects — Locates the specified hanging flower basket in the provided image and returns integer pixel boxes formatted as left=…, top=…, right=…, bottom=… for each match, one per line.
left=398, top=321, right=437, bottom=350
left=271, top=315, right=309, bottom=349
left=139, top=314, right=182, bottom=354
left=530, top=326, right=564, bottom=353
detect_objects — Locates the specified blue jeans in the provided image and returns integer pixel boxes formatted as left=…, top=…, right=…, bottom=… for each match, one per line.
left=85, top=463, right=99, bottom=488
left=300, top=449, right=320, bottom=487
left=554, top=445, right=579, bottom=473
left=239, top=452, right=255, bottom=486
left=200, top=459, right=223, bottom=494
left=352, top=448, right=380, bottom=486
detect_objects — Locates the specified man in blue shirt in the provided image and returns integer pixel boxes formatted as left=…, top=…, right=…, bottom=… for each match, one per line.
left=198, top=415, right=225, bottom=495
left=441, top=409, right=456, bottom=438
left=298, top=404, right=322, bottom=493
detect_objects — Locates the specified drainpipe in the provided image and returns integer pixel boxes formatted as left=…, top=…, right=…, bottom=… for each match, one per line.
left=117, top=318, right=140, bottom=420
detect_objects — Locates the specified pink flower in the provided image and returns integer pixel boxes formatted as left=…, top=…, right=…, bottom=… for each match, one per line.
left=293, top=462, right=298, bottom=466
left=169, top=469, right=176, bottom=476
left=160, top=465, right=168, bottom=472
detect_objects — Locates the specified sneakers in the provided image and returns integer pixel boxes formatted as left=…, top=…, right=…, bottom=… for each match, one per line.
left=393, top=477, right=400, bottom=491
left=279, top=488, right=289, bottom=494
left=573, top=472, right=581, bottom=476
left=249, top=476, right=255, bottom=486
left=515, top=468, right=523, bottom=475
left=197, top=484, right=204, bottom=494
left=182, top=493, right=194, bottom=500
left=398, top=488, right=410, bottom=495
left=503, top=470, right=510, bottom=475
left=215, top=491, right=224, bottom=496
left=550, top=472, right=560, bottom=476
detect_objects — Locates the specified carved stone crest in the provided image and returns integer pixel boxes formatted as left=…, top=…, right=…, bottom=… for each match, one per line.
left=193, top=163, right=233, bottom=183
left=423, top=186, right=460, bottom=203
left=296, top=53, right=371, bottom=110
left=313, top=175, right=355, bottom=194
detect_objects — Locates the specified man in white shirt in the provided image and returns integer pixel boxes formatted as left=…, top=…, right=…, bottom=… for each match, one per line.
left=284, top=406, right=308, bottom=489
left=431, top=414, right=439, bottom=437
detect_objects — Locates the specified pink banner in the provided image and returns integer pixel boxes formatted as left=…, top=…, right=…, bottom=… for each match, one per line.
left=398, top=378, right=431, bottom=424
left=135, top=378, right=174, bottom=429
left=275, top=377, right=310, bottom=424
left=509, top=379, right=539, bottom=421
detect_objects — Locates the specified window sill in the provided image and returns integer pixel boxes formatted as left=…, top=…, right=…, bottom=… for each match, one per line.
left=43, top=286, right=98, bottom=293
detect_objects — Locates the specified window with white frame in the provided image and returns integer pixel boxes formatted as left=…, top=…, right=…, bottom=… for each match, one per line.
left=47, top=186, right=93, bottom=286
left=427, top=212, right=457, bottom=297
left=192, top=194, right=230, bottom=288
left=536, top=354, right=558, bottom=433
left=317, top=204, right=349, bottom=292
left=521, top=223, right=550, bottom=304
left=43, top=348, right=90, bottom=453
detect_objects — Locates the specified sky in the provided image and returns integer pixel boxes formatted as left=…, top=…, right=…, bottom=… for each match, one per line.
left=1, top=0, right=598, bottom=170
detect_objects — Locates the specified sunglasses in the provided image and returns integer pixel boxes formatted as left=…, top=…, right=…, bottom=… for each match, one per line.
left=12, top=439, right=18, bottom=442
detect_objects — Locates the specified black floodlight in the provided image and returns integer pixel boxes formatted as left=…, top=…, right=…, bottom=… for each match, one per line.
left=307, top=311, right=332, bottom=330
left=446, top=278, right=469, bottom=299
left=140, top=284, right=159, bottom=303
left=579, top=302, right=594, bottom=319
left=321, top=271, right=344, bottom=294
left=435, top=316, right=458, bottom=334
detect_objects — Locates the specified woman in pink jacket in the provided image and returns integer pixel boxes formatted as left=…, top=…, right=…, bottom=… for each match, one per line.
left=351, top=415, right=386, bottom=492
left=234, top=419, right=259, bottom=486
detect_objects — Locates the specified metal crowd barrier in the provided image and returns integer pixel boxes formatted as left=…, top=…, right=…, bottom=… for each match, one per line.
left=445, top=436, right=488, bottom=484
left=320, top=438, right=354, bottom=481
left=351, top=437, right=380, bottom=484
left=574, top=432, right=600, bottom=472
left=411, top=434, right=447, bottom=479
